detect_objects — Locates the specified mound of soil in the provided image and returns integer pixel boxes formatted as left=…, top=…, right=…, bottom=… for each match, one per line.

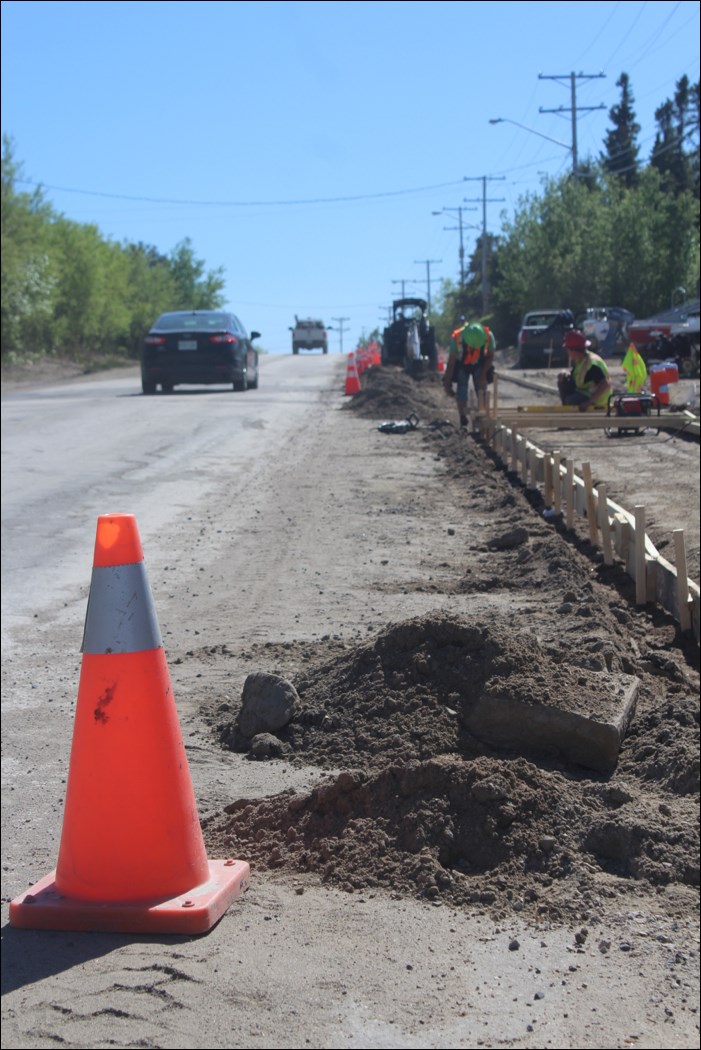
left=208, top=610, right=699, bottom=920
left=345, top=365, right=449, bottom=422
left=220, top=613, right=638, bottom=769
left=205, top=744, right=698, bottom=922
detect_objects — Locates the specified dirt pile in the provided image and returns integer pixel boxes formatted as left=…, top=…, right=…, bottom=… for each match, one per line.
left=220, top=613, right=637, bottom=769
left=208, top=614, right=699, bottom=920
left=206, top=740, right=698, bottom=925
left=345, top=365, right=450, bottom=422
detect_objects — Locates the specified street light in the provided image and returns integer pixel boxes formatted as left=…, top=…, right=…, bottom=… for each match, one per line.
left=489, top=117, right=571, bottom=152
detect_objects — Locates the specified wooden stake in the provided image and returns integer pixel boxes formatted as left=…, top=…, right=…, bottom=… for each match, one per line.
left=544, top=453, right=553, bottom=508
left=565, top=459, right=575, bottom=529
left=582, top=463, right=598, bottom=544
left=510, top=426, right=518, bottom=472
left=553, top=451, right=562, bottom=514
left=634, top=505, right=647, bottom=604
left=598, top=483, right=614, bottom=566
left=673, top=529, right=692, bottom=631
left=492, top=373, right=499, bottom=417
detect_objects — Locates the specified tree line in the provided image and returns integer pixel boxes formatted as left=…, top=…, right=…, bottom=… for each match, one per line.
left=432, top=73, right=700, bottom=348
left=2, top=72, right=699, bottom=362
left=1, top=136, right=226, bottom=364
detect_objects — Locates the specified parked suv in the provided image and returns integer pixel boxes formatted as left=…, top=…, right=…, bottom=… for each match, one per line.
left=141, top=310, right=260, bottom=394
left=517, top=309, right=574, bottom=368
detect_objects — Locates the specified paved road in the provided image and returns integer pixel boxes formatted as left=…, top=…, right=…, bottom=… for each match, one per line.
left=1, top=354, right=344, bottom=656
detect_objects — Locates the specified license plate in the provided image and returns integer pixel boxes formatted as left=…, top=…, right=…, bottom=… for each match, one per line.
left=178, top=340, right=198, bottom=351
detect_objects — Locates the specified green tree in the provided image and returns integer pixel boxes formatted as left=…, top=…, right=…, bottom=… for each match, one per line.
left=121, top=242, right=177, bottom=359
left=1, top=136, right=56, bottom=357
left=49, top=219, right=123, bottom=357
left=167, top=238, right=226, bottom=309
left=601, top=73, right=640, bottom=187
left=491, top=169, right=698, bottom=339
left=651, top=75, right=700, bottom=198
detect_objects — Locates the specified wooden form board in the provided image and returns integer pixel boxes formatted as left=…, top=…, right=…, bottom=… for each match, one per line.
left=479, top=417, right=700, bottom=643
left=484, top=408, right=700, bottom=438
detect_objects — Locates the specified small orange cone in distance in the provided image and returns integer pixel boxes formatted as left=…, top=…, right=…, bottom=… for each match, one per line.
left=344, top=352, right=361, bottom=395
left=10, top=514, right=249, bottom=934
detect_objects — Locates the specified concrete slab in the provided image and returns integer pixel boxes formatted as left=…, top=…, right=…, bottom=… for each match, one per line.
left=462, top=672, right=640, bottom=772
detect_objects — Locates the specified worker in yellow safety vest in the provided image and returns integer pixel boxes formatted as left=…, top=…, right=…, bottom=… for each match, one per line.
left=557, top=329, right=612, bottom=410
left=621, top=342, right=647, bottom=393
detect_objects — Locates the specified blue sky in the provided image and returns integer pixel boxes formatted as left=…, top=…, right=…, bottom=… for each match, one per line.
left=2, top=0, right=699, bottom=353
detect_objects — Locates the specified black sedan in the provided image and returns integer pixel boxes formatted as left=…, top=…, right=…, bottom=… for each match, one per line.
left=141, top=310, right=261, bottom=394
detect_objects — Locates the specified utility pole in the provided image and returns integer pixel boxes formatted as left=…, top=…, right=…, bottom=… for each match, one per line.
left=463, top=176, right=505, bottom=315
left=432, top=207, right=477, bottom=291
left=330, top=317, right=350, bottom=354
left=538, top=71, right=606, bottom=180
left=413, top=259, right=441, bottom=315
left=391, top=278, right=412, bottom=299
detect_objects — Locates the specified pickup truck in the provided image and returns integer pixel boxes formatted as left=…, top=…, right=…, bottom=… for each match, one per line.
left=290, top=317, right=328, bottom=354
left=517, top=309, right=574, bottom=368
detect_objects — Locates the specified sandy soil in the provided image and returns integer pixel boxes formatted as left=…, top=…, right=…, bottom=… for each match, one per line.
left=2, top=355, right=699, bottom=1050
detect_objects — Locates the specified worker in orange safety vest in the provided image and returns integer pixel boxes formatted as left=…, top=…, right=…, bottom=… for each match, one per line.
left=443, top=321, right=495, bottom=428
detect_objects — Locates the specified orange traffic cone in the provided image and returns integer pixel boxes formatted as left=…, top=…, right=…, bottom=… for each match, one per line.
left=344, top=352, right=361, bottom=395
left=10, top=514, right=250, bottom=934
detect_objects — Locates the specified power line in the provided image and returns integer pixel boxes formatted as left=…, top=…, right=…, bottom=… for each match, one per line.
left=14, top=176, right=468, bottom=210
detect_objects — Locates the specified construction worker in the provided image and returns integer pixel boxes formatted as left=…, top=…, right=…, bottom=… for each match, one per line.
left=557, top=329, right=612, bottom=411
left=621, top=341, right=647, bottom=393
left=443, top=321, right=495, bottom=428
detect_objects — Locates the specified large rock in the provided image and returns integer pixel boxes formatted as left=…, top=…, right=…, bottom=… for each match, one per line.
left=238, top=672, right=300, bottom=739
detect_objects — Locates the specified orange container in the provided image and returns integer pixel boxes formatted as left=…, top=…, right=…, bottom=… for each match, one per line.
left=649, top=363, right=678, bottom=406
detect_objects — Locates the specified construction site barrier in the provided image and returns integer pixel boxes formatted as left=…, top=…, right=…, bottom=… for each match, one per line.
left=475, top=395, right=700, bottom=644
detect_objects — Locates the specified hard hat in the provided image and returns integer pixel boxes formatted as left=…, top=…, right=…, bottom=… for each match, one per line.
left=563, top=329, right=590, bottom=352
left=463, top=323, right=487, bottom=349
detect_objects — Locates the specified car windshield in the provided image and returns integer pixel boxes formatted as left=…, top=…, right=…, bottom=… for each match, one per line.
left=154, top=312, right=230, bottom=331
left=525, top=313, right=559, bottom=327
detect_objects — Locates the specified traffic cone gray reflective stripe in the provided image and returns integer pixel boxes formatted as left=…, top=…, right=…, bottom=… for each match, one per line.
left=81, top=563, right=163, bottom=655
